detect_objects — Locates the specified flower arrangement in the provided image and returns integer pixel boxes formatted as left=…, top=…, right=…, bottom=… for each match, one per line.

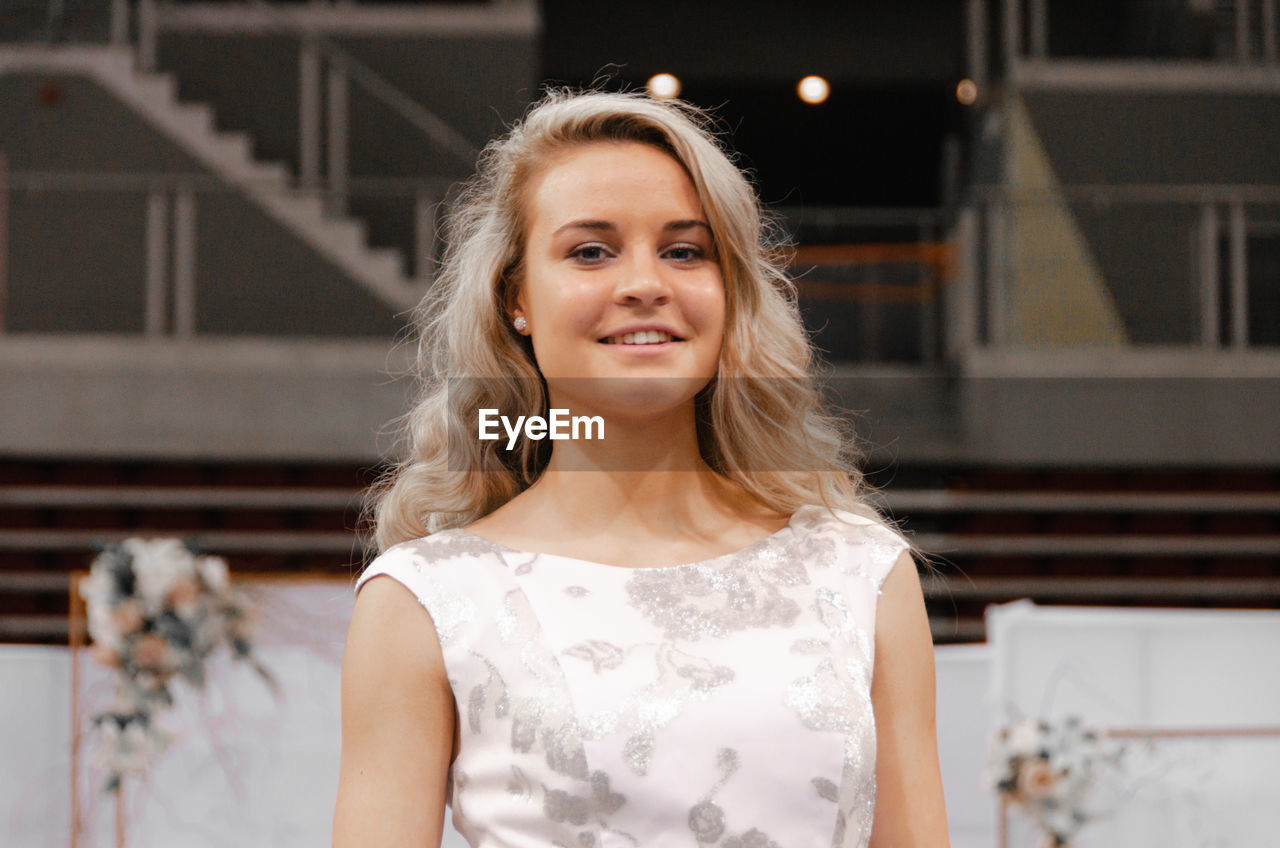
left=79, top=537, right=272, bottom=792
left=982, top=715, right=1123, bottom=848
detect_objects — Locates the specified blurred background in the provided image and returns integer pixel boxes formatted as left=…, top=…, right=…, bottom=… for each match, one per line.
left=1, top=1, right=1278, bottom=845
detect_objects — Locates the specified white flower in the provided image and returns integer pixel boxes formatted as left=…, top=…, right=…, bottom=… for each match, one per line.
left=124, top=538, right=195, bottom=615
left=79, top=567, right=115, bottom=607
left=197, top=555, right=230, bottom=593
left=86, top=607, right=123, bottom=652
left=1007, top=719, right=1042, bottom=757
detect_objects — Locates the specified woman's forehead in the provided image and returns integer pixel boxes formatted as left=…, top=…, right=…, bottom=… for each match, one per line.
left=524, top=141, right=706, bottom=232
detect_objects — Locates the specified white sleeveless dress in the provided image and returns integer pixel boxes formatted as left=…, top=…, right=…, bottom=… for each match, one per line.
left=354, top=504, right=908, bottom=848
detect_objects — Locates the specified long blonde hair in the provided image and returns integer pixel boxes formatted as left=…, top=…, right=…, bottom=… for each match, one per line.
left=368, top=88, right=887, bottom=552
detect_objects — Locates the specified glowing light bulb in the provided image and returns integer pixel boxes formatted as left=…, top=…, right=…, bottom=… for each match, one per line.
left=956, top=78, right=978, bottom=105
left=797, top=75, right=830, bottom=105
left=646, top=73, right=682, bottom=100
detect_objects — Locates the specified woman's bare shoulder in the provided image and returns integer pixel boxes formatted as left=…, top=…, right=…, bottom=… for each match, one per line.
left=335, top=577, right=455, bottom=846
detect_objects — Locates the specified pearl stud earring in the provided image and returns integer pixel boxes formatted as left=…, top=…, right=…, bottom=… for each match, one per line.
left=513, top=316, right=528, bottom=332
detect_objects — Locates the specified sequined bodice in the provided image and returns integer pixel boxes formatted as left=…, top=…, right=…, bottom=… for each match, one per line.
left=354, top=505, right=907, bottom=848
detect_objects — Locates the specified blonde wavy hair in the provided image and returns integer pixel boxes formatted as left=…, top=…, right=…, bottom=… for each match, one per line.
left=368, top=88, right=889, bottom=553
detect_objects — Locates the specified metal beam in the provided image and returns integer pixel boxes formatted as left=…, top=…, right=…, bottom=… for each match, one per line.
left=1199, top=203, right=1221, bottom=347
left=144, top=190, right=169, bottom=337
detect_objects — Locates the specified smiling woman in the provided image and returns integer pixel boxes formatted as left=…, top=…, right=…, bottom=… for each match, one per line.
left=334, top=90, right=950, bottom=848
left=511, top=141, right=724, bottom=418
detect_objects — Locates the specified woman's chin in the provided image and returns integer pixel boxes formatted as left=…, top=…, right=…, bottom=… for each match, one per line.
left=548, top=376, right=710, bottom=416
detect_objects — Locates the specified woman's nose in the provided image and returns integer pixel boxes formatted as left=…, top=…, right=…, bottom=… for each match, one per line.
left=614, top=249, right=672, bottom=306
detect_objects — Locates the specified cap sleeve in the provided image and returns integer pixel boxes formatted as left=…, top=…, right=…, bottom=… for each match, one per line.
left=354, top=537, right=482, bottom=648
left=856, top=519, right=912, bottom=594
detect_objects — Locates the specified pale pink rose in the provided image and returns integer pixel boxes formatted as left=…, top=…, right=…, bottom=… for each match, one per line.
left=131, top=633, right=171, bottom=670
left=91, top=644, right=121, bottom=668
left=111, top=600, right=144, bottom=635
left=1017, top=760, right=1059, bottom=800
left=168, top=576, right=200, bottom=610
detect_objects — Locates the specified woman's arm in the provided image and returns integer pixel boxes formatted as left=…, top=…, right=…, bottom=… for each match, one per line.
left=332, top=576, right=456, bottom=847
left=868, top=550, right=951, bottom=848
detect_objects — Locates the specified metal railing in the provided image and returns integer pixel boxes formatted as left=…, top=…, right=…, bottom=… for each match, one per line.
left=1, top=170, right=957, bottom=357
left=954, top=184, right=1280, bottom=352
left=5, top=1, right=489, bottom=286
left=999, top=0, right=1279, bottom=63
left=130, top=0, right=480, bottom=219
left=0, top=171, right=454, bottom=334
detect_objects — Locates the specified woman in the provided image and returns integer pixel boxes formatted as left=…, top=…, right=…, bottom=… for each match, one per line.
left=333, top=89, right=948, bottom=848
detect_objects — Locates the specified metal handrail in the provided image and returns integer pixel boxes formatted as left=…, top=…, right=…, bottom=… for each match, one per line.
left=0, top=485, right=361, bottom=509
left=913, top=532, right=1280, bottom=556
left=138, top=0, right=479, bottom=165
left=0, top=528, right=365, bottom=553
left=1002, top=0, right=1279, bottom=63
left=3, top=169, right=455, bottom=196
left=885, top=490, right=1280, bottom=513
left=923, top=575, right=1280, bottom=601
left=960, top=183, right=1280, bottom=353
left=970, top=183, right=1280, bottom=204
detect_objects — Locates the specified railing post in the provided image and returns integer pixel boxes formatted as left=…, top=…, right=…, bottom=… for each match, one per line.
left=299, top=35, right=322, bottom=194
left=173, top=183, right=197, bottom=338
left=109, top=0, right=130, bottom=47
left=1002, top=0, right=1022, bottom=68
left=145, top=188, right=169, bottom=337
left=1262, top=0, right=1277, bottom=62
left=1198, top=203, right=1221, bottom=348
left=1228, top=200, right=1248, bottom=347
left=414, top=188, right=437, bottom=286
left=0, top=154, right=7, bottom=333
left=1028, top=0, right=1048, bottom=58
left=987, top=199, right=1007, bottom=346
left=137, top=0, right=157, bottom=72
left=967, top=0, right=989, bottom=95
left=1237, top=0, right=1253, bottom=62
left=918, top=216, right=940, bottom=364
left=326, top=57, right=350, bottom=217
left=950, top=206, right=981, bottom=358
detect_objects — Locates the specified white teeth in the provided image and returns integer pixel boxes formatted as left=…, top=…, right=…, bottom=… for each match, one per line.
left=604, top=330, right=674, bottom=345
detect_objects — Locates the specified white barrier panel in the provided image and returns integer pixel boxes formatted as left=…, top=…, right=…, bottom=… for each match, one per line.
left=987, top=601, right=1280, bottom=848
left=1, top=579, right=471, bottom=848
left=935, top=643, right=996, bottom=848
left=3, top=579, right=1002, bottom=848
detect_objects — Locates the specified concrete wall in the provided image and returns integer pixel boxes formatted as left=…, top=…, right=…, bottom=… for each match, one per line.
left=0, top=71, right=404, bottom=336
left=3, top=339, right=1278, bottom=467
left=1016, top=91, right=1280, bottom=344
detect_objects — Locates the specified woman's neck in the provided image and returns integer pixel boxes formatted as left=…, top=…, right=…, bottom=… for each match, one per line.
left=499, top=402, right=763, bottom=536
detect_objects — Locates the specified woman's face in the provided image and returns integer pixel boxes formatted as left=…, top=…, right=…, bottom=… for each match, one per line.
left=513, top=141, right=725, bottom=416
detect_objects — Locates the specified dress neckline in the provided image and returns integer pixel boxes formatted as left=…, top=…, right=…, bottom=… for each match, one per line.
left=453, top=505, right=814, bottom=572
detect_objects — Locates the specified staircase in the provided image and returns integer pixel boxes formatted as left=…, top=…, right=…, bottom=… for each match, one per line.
left=0, top=44, right=421, bottom=312
left=4, top=462, right=1280, bottom=645
left=881, top=469, right=1280, bottom=642
left=0, top=459, right=377, bottom=643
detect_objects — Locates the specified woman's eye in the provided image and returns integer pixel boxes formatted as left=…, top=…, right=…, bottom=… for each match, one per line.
left=664, top=244, right=705, bottom=263
left=570, top=244, right=611, bottom=263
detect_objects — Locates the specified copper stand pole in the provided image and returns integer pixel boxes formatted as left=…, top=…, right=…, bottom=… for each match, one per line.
left=69, top=572, right=84, bottom=848
left=999, top=725, right=1280, bottom=846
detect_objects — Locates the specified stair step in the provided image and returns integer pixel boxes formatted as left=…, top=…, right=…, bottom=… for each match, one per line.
left=128, top=73, right=177, bottom=105
left=210, top=130, right=254, bottom=164
left=363, top=246, right=406, bottom=280
left=1, top=44, right=418, bottom=309
left=170, top=101, right=215, bottom=137
left=0, top=529, right=364, bottom=554
left=244, top=161, right=291, bottom=190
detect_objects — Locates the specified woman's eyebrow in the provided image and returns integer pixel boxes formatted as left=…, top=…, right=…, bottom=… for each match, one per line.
left=664, top=220, right=711, bottom=234
left=552, top=219, right=615, bottom=237
left=551, top=219, right=712, bottom=237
